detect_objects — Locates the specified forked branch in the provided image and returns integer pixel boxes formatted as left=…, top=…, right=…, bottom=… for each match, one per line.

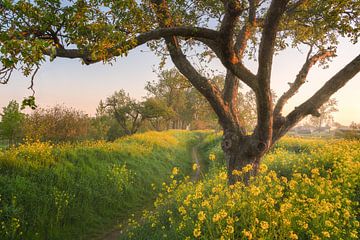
left=273, top=48, right=336, bottom=117
left=273, top=53, right=360, bottom=141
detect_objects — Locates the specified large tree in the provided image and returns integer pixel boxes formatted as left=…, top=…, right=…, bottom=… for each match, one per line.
left=1, top=0, right=359, bottom=183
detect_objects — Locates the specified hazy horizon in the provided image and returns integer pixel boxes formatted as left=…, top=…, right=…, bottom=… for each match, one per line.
left=0, top=39, right=359, bottom=126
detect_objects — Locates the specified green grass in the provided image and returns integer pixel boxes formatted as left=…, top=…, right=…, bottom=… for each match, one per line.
left=0, top=140, right=7, bottom=150
left=0, top=130, right=203, bottom=240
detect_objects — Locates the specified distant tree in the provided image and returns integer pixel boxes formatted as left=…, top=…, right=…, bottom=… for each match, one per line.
left=349, top=122, right=360, bottom=129
left=0, top=100, right=24, bottom=145
left=23, top=105, right=90, bottom=142
left=146, top=69, right=193, bottom=129
left=101, top=90, right=146, bottom=135
left=141, top=97, right=174, bottom=131
left=308, top=98, right=338, bottom=131
left=90, top=100, right=113, bottom=140
left=146, top=69, right=220, bottom=130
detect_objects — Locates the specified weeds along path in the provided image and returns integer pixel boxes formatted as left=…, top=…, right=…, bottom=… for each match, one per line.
left=98, top=142, right=204, bottom=240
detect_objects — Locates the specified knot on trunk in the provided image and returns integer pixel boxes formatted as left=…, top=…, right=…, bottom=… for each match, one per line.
left=247, top=139, right=268, bottom=157
left=257, top=142, right=267, bottom=152
left=221, top=129, right=240, bottom=151
left=222, top=139, right=232, bottom=150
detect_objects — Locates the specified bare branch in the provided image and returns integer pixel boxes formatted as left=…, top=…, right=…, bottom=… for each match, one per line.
left=28, top=65, right=40, bottom=96
left=0, top=67, right=14, bottom=84
left=273, top=53, right=360, bottom=141
left=273, top=48, right=336, bottom=117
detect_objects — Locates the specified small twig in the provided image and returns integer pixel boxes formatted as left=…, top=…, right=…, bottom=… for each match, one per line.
left=28, top=65, right=40, bottom=96
left=0, top=67, right=14, bottom=84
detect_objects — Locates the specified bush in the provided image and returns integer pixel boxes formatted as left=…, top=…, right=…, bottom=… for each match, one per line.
left=22, top=105, right=91, bottom=143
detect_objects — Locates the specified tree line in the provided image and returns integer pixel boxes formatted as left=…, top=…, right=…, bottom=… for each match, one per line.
left=0, top=68, right=259, bottom=145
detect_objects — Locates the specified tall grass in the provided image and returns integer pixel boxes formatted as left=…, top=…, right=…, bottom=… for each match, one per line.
left=0, top=130, right=201, bottom=240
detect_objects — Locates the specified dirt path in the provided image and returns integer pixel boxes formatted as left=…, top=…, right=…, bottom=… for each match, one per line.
left=97, top=145, right=202, bottom=240
left=191, top=146, right=202, bottom=181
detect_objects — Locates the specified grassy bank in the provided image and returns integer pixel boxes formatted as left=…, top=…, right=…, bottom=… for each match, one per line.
left=121, top=136, right=360, bottom=240
left=0, top=130, right=201, bottom=240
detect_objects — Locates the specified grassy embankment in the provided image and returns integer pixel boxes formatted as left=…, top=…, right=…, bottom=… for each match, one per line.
left=0, top=130, right=205, bottom=240
left=121, top=135, right=360, bottom=240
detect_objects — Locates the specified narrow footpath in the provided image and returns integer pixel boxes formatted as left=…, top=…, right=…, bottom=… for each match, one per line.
left=98, top=145, right=203, bottom=240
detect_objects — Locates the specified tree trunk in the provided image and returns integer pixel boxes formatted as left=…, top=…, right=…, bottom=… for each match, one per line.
left=221, top=129, right=268, bottom=185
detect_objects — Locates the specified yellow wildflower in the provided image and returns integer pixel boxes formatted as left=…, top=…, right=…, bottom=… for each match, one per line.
left=259, top=163, right=268, bottom=173
left=219, top=172, right=227, bottom=180
left=260, top=221, right=269, bottom=230
left=193, top=226, right=201, bottom=238
left=178, top=206, right=186, bottom=215
left=322, top=231, right=330, bottom=238
left=226, top=225, right=234, bottom=234
left=232, top=169, right=241, bottom=176
left=209, top=153, right=216, bottom=161
left=242, top=229, right=252, bottom=239
left=172, top=167, right=179, bottom=175
left=311, top=168, right=320, bottom=176
left=212, top=213, right=220, bottom=223
left=226, top=217, right=234, bottom=225
left=201, top=200, right=210, bottom=208
left=325, top=220, right=333, bottom=227
left=242, top=164, right=253, bottom=173
left=219, top=209, right=228, bottom=218
left=198, top=211, right=206, bottom=222
left=289, top=231, right=298, bottom=240
left=192, top=163, right=199, bottom=171
left=249, top=186, right=260, bottom=196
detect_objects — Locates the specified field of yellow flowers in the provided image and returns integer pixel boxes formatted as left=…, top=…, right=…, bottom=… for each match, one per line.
left=121, top=135, right=359, bottom=240
left=0, top=130, right=202, bottom=240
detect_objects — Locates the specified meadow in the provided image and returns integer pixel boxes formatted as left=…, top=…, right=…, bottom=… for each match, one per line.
left=119, top=135, right=360, bottom=240
left=0, top=130, right=202, bottom=240
left=0, top=131, right=359, bottom=240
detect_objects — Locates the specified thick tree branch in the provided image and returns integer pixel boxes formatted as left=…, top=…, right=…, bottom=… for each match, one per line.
left=273, top=53, right=360, bottom=141
left=219, top=0, right=243, bottom=65
left=218, top=0, right=258, bottom=92
left=222, top=0, right=258, bottom=125
left=44, top=26, right=220, bottom=64
left=234, top=0, right=258, bottom=59
left=255, top=0, right=289, bottom=145
left=150, top=0, right=243, bottom=132
left=273, top=48, right=335, bottom=117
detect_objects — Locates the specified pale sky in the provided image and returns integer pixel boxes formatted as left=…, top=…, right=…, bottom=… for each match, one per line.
left=0, top=39, right=359, bottom=125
